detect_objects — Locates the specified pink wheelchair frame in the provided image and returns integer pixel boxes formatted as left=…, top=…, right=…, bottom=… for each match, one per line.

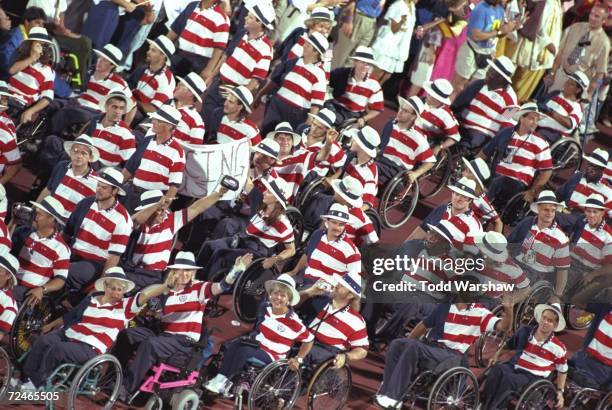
left=138, top=363, right=201, bottom=394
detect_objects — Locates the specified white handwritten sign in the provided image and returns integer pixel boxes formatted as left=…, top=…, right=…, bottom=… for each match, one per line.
left=178, top=138, right=250, bottom=200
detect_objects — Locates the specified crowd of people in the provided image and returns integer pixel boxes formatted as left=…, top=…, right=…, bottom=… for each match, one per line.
left=0, top=0, right=609, bottom=408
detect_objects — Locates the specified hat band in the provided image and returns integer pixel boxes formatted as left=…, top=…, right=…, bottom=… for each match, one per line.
left=328, top=210, right=349, bottom=220
left=353, top=51, right=374, bottom=61
left=172, top=258, right=198, bottom=267
left=0, top=255, right=16, bottom=276
left=585, top=198, right=605, bottom=207
left=257, top=143, right=279, bottom=158
left=275, top=278, right=295, bottom=290
left=139, top=195, right=163, bottom=208
left=105, top=92, right=128, bottom=103
left=307, top=34, right=325, bottom=54
left=341, top=273, right=361, bottom=294
left=537, top=195, right=558, bottom=204
left=100, top=49, right=121, bottom=65
left=482, top=235, right=504, bottom=255
left=0, top=85, right=8, bottom=94
left=72, top=137, right=94, bottom=149
left=268, top=180, right=287, bottom=204
left=493, top=60, right=512, bottom=78
left=275, top=126, right=294, bottom=134
left=453, top=182, right=476, bottom=197
left=309, top=11, right=331, bottom=20
left=569, top=74, right=587, bottom=89
left=339, top=181, right=359, bottom=200
left=183, top=76, right=204, bottom=96
left=154, top=39, right=172, bottom=59
left=356, top=130, right=376, bottom=151
left=589, top=152, right=607, bottom=166
left=315, top=112, right=333, bottom=127
left=251, top=4, right=272, bottom=26
left=29, top=33, right=51, bottom=42
left=155, top=108, right=180, bottom=125
left=430, top=82, right=449, bottom=99
left=40, top=201, right=64, bottom=222
left=99, top=172, right=123, bottom=188
left=231, top=88, right=251, bottom=108
left=407, top=98, right=421, bottom=115
left=469, top=160, right=487, bottom=184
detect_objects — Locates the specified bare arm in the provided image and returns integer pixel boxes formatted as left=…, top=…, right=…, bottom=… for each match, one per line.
left=286, top=254, right=307, bottom=276
left=408, top=321, right=428, bottom=339
left=166, top=30, right=178, bottom=41
left=102, top=254, right=121, bottom=273
left=0, top=163, right=21, bottom=185
left=36, top=187, right=51, bottom=203
left=201, top=48, right=226, bottom=81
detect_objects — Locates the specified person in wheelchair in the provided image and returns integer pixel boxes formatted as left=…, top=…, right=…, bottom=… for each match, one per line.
left=18, top=267, right=170, bottom=391
left=278, top=7, right=334, bottom=64
left=63, top=167, right=133, bottom=293
left=408, top=177, right=482, bottom=242
left=287, top=203, right=361, bottom=322
left=35, top=134, right=100, bottom=215
left=204, top=273, right=314, bottom=395
left=507, top=191, right=570, bottom=303
left=50, top=44, right=132, bottom=136
left=450, top=56, right=518, bottom=151
left=482, top=303, right=568, bottom=409
left=299, top=270, right=368, bottom=367
left=326, top=46, right=384, bottom=128
left=0, top=250, right=19, bottom=343
left=535, top=71, right=589, bottom=144
left=206, top=85, right=261, bottom=145
left=170, top=72, right=206, bottom=145
left=377, top=95, right=435, bottom=187
left=7, top=27, right=55, bottom=125
left=413, top=78, right=460, bottom=156
left=11, top=196, right=70, bottom=305
left=0, top=81, right=22, bottom=186
left=460, top=157, right=504, bottom=232
left=478, top=102, right=553, bottom=209
left=266, top=122, right=301, bottom=161
left=196, top=177, right=296, bottom=277
left=375, top=290, right=514, bottom=408
left=115, top=251, right=253, bottom=399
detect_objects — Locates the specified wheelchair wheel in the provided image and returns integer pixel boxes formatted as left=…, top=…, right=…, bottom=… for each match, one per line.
left=568, top=387, right=600, bottom=410
left=500, top=192, right=531, bottom=227
left=0, top=347, right=12, bottom=401
left=170, top=389, right=200, bottom=410
left=232, top=258, right=279, bottom=324
left=9, top=298, right=54, bottom=361
left=67, top=354, right=122, bottom=410
left=295, top=177, right=327, bottom=212
left=515, top=379, right=556, bottom=410
left=379, top=172, right=419, bottom=229
left=474, top=305, right=507, bottom=368
left=427, top=367, right=479, bottom=410
left=420, top=149, right=452, bottom=199
left=564, top=304, right=593, bottom=330
left=306, top=359, right=352, bottom=410
left=204, top=269, right=229, bottom=318
left=596, top=391, right=612, bottom=410
left=286, top=206, right=305, bottom=248
left=514, top=281, right=554, bottom=330
left=364, top=208, right=383, bottom=237
left=248, top=360, right=301, bottom=410
left=550, top=138, right=582, bottom=185
left=144, top=394, right=163, bottom=410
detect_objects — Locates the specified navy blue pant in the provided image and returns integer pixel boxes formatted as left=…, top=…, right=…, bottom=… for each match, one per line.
left=23, top=329, right=97, bottom=387
left=183, top=201, right=235, bottom=252
left=324, top=101, right=360, bottom=127
left=201, top=76, right=226, bottom=123
left=66, top=259, right=103, bottom=292
left=364, top=302, right=436, bottom=342
left=302, top=192, right=334, bottom=232
left=81, top=2, right=120, bottom=49
left=460, top=129, right=490, bottom=152
left=50, top=98, right=99, bottom=136
left=483, top=362, right=539, bottom=409
left=171, top=51, right=210, bottom=78
left=375, top=156, right=403, bottom=187
left=380, top=338, right=461, bottom=400
left=196, top=235, right=270, bottom=280
left=570, top=350, right=612, bottom=390
left=115, top=327, right=194, bottom=394
left=261, top=95, right=308, bottom=136
left=219, top=339, right=272, bottom=378
left=487, top=175, right=527, bottom=212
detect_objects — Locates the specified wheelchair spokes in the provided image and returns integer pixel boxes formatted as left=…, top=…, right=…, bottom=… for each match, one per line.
left=420, top=150, right=452, bottom=199
left=248, top=361, right=301, bottom=410
left=0, top=347, right=12, bottom=401
left=380, top=175, right=419, bottom=229
left=9, top=299, right=53, bottom=361
left=427, top=368, right=479, bottom=410
left=67, top=354, right=122, bottom=410
left=306, top=360, right=351, bottom=410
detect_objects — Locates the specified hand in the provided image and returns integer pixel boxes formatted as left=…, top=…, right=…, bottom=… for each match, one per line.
left=333, top=353, right=347, bottom=368
left=20, top=108, right=36, bottom=124
left=325, top=128, right=339, bottom=145
left=262, top=256, right=277, bottom=269
left=41, top=322, right=56, bottom=334
left=555, top=391, right=564, bottom=408
left=341, top=22, right=353, bottom=37
left=501, top=293, right=515, bottom=309
left=287, top=358, right=301, bottom=371
left=30, top=42, right=43, bottom=61
left=546, top=43, right=557, bottom=56
left=432, top=145, right=442, bottom=156
left=25, top=287, right=44, bottom=307
left=309, top=280, right=328, bottom=297
left=405, top=172, right=418, bottom=184
left=124, top=2, right=137, bottom=12
left=415, top=26, right=425, bottom=39
left=321, top=177, right=334, bottom=188
left=356, top=117, right=366, bottom=128
left=581, top=271, right=599, bottom=285
left=234, top=253, right=253, bottom=270
left=522, top=189, right=535, bottom=203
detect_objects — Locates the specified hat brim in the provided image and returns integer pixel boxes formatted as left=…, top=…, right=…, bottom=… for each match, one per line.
left=251, top=145, right=281, bottom=163
left=166, top=263, right=203, bottom=270
left=397, top=96, right=421, bottom=117
left=224, top=87, right=252, bottom=114
left=473, top=234, right=508, bottom=262
left=148, top=111, right=179, bottom=126
left=486, top=59, right=513, bottom=83
left=303, top=35, right=326, bottom=57
left=245, top=4, right=274, bottom=29
left=29, top=201, right=66, bottom=225
left=350, top=55, right=377, bottom=67
left=178, top=76, right=204, bottom=103
left=578, top=201, right=606, bottom=210
left=95, top=276, right=135, bottom=293
left=304, top=16, right=336, bottom=26
left=261, top=178, right=288, bottom=209
left=0, top=261, right=18, bottom=287
left=529, top=201, right=563, bottom=214
left=146, top=39, right=172, bottom=65
left=423, top=82, right=451, bottom=105
left=353, top=133, right=377, bottom=158
left=64, top=140, right=100, bottom=162
left=426, top=223, right=452, bottom=244
left=265, top=279, right=300, bottom=306
left=461, top=157, right=485, bottom=191
left=90, top=175, right=126, bottom=196
left=447, top=184, right=477, bottom=200
left=512, top=109, right=548, bottom=121
left=266, top=129, right=301, bottom=147
left=93, top=49, right=120, bottom=67
left=0, top=92, right=26, bottom=106
left=26, top=36, right=54, bottom=45
left=321, top=213, right=350, bottom=223
left=583, top=155, right=607, bottom=168
left=330, top=179, right=363, bottom=208
left=534, top=304, right=566, bottom=332
left=337, top=276, right=361, bottom=297
left=100, top=92, right=134, bottom=113
left=307, top=112, right=333, bottom=128
left=134, top=201, right=159, bottom=212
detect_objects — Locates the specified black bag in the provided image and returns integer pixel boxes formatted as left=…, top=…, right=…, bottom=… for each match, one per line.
left=467, top=41, right=489, bottom=69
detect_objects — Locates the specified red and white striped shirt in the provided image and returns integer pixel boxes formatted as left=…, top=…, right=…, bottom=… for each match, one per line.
left=161, top=280, right=213, bottom=341
left=440, top=207, right=483, bottom=245
left=77, top=73, right=133, bottom=111
left=175, top=105, right=205, bottom=145
left=344, top=159, right=378, bottom=206
left=0, top=112, right=15, bottom=133
left=586, top=311, right=612, bottom=366
left=517, top=221, right=571, bottom=273
left=402, top=251, right=455, bottom=300
left=91, top=121, right=136, bottom=167
left=72, top=200, right=132, bottom=262
left=255, top=305, right=313, bottom=360
left=216, top=116, right=261, bottom=145
left=276, top=59, right=327, bottom=110
left=335, top=76, right=384, bottom=113
left=515, top=333, right=568, bottom=377
left=495, top=132, right=553, bottom=187
left=274, top=149, right=317, bottom=203
left=8, top=62, right=54, bottom=104
left=438, top=304, right=499, bottom=354
left=246, top=212, right=294, bottom=249
left=304, top=233, right=361, bottom=284
left=177, top=4, right=230, bottom=57
left=415, top=105, right=461, bottom=142
left=0, top=122, right=21, bottom=175
left=65, top=294, right=142, bottom=354
left=472, top=193, right=500, bottom=223
left=538, top=94, right=583, bottom=135
left=572, top=221, right=612, bottom=269
left=566, top=176, right=612, bottom=211
left=472, top=259, right=529, bottom=297
left=461, top=85, right=518, bottom=138
left=0, top=220, right=10, bottom=252
left=307, top=141, right=346, bottom=176
left=347, top=206, right=379, bottom=246
left=132, top=67, right=175, bottom=108
left=220, top=33, right=273, bottom=86
left=0, top=289, right=16, bottom=334
left=50, top=167, right=98, bottom=214
left=288, top=38, right=332, bottom=81
left=311, top=303, right=369, bottom=351
left=383, top=124, right=435, bottom=170
left=17, top=231, right=70, bottom=288
left=133, top=137, right=186, bottom=190
left=133, top=209, right=187, bottom=271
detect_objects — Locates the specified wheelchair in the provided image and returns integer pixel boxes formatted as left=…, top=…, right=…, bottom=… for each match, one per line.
left=564, top=367, right=612, bottom=410
left=0, top=346, right=12, bottom=401
left=419, top=147, right=454, bottom=199
left=485, top=377, right=557, bottom=410
left=294, top=176, right=328, bottom=214
left=500, top=191, right=532, bottom=227
left=378, top=170, right=419, bottom=229
left=513, top=280, right=554, bottom=330
left=564, top=304, right=594, bottom=330
left=303, top=357, right=352, bottom=410
left=232, top=258, right=281, bottom=324
left=548, top=137, right=583, bottom=188
left=474, top=305, right=508, bottom=368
